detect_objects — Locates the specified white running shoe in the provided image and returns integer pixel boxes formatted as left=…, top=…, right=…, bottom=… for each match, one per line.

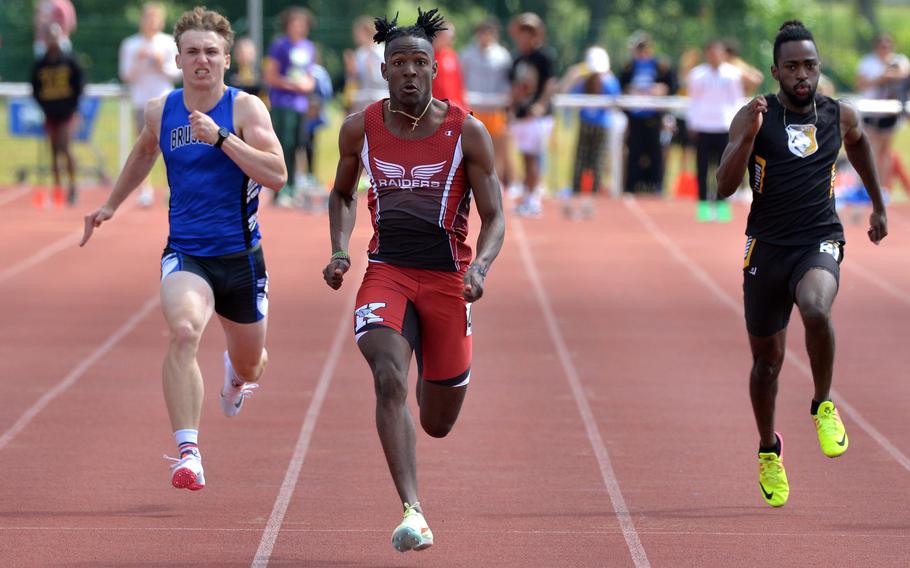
left=391, top=502, right=433, bottom=552
left=165, top=452, right=205, bottom=491
left=221, top=351, right=259, bottom=417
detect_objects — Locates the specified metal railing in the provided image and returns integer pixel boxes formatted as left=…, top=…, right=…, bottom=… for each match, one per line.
left=5, top=81, right=908, bottom=197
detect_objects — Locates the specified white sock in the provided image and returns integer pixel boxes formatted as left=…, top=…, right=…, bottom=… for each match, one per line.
left=174, top=429, right=199, bottom=458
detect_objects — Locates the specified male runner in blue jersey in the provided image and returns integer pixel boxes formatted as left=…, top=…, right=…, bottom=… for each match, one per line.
left=80, top=7, right=286, bottom=490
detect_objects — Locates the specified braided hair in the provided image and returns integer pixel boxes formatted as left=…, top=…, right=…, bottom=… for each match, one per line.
left=373, top=7, right=447, bottom=46
left=773, top=20, right=815, bottom=65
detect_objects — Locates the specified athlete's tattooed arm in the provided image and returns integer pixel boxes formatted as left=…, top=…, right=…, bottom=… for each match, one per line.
left=324, top=112, right=365, bottom=289
left=717, top=95, right=768, bottom=198
left=840, top=101, right=888, bottom=244
left=461, top=115, right=505, bottom=302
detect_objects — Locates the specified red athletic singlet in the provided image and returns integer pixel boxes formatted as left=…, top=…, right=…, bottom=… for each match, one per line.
left=361, top=99, right=472, bottom=271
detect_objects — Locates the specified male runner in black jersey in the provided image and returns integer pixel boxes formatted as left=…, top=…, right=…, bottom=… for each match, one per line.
left=717, top=21, right=887, bottom=507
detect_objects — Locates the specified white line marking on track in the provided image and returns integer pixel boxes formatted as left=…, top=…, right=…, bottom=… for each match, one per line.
left=250, top=292, right=355, bottom=568
left=0, top=186, right=31, bottom=207
left=0, top=200, right=138, bottom=285
left=0, top=295, right=160, bottom=452
left=624, top=198, right=910, bottom=474
left=845, top=259, right=910, bottom=308
left=3, top=525, right=909, bottom=538
left=513, top=218, right=651, bottom=568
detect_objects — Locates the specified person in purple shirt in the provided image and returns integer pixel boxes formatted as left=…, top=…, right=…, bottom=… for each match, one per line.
left=264, top=6, right=316, bottom=204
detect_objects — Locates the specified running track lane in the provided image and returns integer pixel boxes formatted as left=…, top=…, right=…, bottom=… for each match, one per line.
left=255, top=206, right=643, bottom=566
left=0, top=201, right=370, bottom=565
left=2, top=196, right=910, bottom=565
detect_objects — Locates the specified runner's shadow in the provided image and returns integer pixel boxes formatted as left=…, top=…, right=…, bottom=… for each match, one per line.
left=0, top=504, right=177, bottom=519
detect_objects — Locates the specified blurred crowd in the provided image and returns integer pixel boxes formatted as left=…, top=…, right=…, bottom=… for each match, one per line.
left=24, top=2, right=910, bottom=219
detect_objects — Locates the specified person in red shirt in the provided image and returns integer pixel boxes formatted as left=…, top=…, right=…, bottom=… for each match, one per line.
left=431, top=24, right=466, bottom=109
left=322, top=8, right=504, bottom=553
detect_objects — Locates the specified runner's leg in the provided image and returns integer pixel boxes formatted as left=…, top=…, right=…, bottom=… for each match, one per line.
left=359, top=328, right=419, bottom=505
left=161, top=272, right=215, bottom=430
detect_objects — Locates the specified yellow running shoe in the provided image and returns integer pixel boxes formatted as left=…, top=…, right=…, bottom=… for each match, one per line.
left=813, top=400, right=848, bottom=458
left=391, top=502, right=433, bottom=552
left=758, top=433, right=789, bottom=507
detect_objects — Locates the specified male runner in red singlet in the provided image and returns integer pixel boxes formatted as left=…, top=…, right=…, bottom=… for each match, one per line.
left=322, top=8, right=505, bottom=553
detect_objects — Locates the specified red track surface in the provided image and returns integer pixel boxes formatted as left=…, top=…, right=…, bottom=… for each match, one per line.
left=2, top=186, right=910, bottom=566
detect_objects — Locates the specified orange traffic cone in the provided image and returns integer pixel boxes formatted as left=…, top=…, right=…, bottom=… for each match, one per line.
left=673, top=171, right=698, bottom=200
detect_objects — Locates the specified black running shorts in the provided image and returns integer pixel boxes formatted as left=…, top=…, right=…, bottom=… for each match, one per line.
left=160, top=244, right=269, bottom=324
left=742, top=237, right=843, bottom=337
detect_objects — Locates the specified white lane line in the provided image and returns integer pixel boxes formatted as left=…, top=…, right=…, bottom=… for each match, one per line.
left=3, top=526, right=909, bottom=539
left=0, top=295, right=160, bottom=452
left=0, top=233, right=81, bottom=285
left=0, top=200, right=138, bottom=285
left=0, top=186, right=31, bottom=207
left=845, top=259, right=910, bottom=308
left=624, top=198, right=910, bottom=474
left=250, top=292, right=354, bottom=568
left=513, top=218, right=651, bottom=568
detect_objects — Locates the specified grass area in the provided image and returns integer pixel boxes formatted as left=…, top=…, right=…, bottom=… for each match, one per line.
left=4, top=96, right=910, bottom=200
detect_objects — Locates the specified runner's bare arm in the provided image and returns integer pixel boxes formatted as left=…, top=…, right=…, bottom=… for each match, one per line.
left=716, top=95, right=768, bottom=198
left=841, top=101, right=888, bottom=244
left=80, top=96, right=164, bottom=247
left=461, top=115, right=505, bottom=302
left=190, top=92, right=287, bottom=190
left=323, top=112, right=366, bottom=289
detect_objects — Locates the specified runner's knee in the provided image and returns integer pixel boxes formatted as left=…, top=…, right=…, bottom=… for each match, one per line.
left=421, top=417, right=454, bottom=438
left=798, top=300, right=831, bottom=332
left=169, top=320, right=204, bottom=352
left=372, top=358, right=408, bottom=405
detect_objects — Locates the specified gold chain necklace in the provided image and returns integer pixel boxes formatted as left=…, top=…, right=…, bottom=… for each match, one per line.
left=778, top=93, right=817, bottom=128
left=388, top=98, right=434, bottom=131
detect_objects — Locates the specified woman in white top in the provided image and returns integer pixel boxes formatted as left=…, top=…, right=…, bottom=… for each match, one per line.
left=856, top=34, right=910, bottom=190
left=118, top=2, right=180, bottom=206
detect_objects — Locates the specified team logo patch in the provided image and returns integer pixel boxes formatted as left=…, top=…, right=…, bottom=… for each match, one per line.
left=819, top=240, right=841, bottom=262
left=160, top=253, right=180, bottom=281
left=373, top=158, right=447, bottom=189
left=786, top=124, right=818, bottom=158
left=256, top=273, right=269, bottom=317
left=465, top=303, right=473, bottom=337
left=355, top=302, right=387, bottom=333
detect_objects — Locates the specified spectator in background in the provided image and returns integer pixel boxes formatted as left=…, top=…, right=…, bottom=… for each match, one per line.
left=856, top=34, right=910, bottom=191
left=33, top=0, right=76, bottom=57
left=31, top=24, right=83, bottom=208
left=672, top=47, right=701, bottom=183
left=295, top=61, right=333, bottom=210
left=509, top=12, right=557, bottom=217
left=619, top=31, right=676, bottom=194
left=343, top=16, right=386, bottom=113
left=119, top=2, right=180, bottom=207
left=724, top=40, right=764, bottom=95
left=461, top=18, right=513, bottom=189
left=264, top=6, right=316, bottom=206
left=687, top=39, right=744, bottom=223
left=561, top=46, right=620, bottom=219
left=228, top=37, right=264, bottom=98
left=432, top=23, right=467, bottom=109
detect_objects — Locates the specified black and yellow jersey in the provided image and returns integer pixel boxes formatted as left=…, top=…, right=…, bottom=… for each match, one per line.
left=746, top=94, right=844, bottom=245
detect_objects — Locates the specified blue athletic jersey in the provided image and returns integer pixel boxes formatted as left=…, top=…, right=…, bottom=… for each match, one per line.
left=159, top=87, right=262, bottom=256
